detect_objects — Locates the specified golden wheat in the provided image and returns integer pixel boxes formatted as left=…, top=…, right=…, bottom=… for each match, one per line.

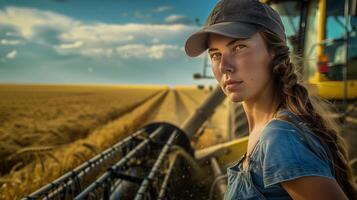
left=0, top=84, right=165, bottom=176
left=0, top=84, right=228, bottom=199
left=0, top=88, right=168, bottom=199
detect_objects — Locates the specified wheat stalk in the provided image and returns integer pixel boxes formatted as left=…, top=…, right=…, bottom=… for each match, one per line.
left=7, top=146, right=56, bottom=161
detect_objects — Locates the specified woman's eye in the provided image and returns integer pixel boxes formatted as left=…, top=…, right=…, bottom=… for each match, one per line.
left=234, top=44, right=247, bottom=52
left=210, top=53, right=221, bottom=61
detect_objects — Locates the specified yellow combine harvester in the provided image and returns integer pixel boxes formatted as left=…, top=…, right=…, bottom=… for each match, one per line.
left=263, top=0, right=357, bottom=99
left=24, top=86, right=251, bottom=200
left=23, top=84, right=356, bottom=200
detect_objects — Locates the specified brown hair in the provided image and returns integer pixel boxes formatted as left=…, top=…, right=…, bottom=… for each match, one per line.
left=259, top=29, right=357, bottom=199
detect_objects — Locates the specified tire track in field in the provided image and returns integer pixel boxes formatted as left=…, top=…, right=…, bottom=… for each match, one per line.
left=180, top=90, right=202, bottom=107
left=146, top=89, right=178, bottom=125
left=142, top=88, right=191, bottom=127
left=173, top=89, right=190, bottom=125
left=141, top=89, right=173, bottom=125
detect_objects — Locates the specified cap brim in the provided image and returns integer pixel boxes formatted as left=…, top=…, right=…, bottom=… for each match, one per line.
left=185, top=21, right=261, bottom=57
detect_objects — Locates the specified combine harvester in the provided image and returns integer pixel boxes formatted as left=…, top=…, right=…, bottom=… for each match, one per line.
left=23, top=85, right=250, bottom=200
left=22, top=84, right=357, bottom=200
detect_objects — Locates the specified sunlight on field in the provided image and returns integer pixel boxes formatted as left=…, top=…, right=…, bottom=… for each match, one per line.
left=175, top=86, right=230, bottom=149
left=0, top=84, right=165, bottom=174
left=0, top=84, right=228, bottom=199
left=0, top=84, right=167, bottom=198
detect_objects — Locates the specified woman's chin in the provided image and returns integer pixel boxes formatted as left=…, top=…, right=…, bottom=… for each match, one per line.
left=227, top=92, right=244, bottom=102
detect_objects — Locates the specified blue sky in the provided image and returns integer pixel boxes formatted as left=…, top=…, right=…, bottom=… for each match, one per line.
left=0, top=0, right=218, bottom=86
left=0, top=0, right=353, bottom=86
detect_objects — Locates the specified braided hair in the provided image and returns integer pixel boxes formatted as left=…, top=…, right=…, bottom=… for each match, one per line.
left=259, top=29, right=357, bottom=199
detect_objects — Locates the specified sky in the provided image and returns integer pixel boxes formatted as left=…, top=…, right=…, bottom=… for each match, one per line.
left=0, top=0, right=218, bottom=86
left=1, top=0, right=351, bottom=87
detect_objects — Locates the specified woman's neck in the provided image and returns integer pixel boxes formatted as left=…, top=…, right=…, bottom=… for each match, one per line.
left=242, top=84, right=281, bottom=133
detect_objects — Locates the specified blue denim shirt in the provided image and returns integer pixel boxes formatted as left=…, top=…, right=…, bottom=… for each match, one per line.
left=224, top=109, right=335, bottom=200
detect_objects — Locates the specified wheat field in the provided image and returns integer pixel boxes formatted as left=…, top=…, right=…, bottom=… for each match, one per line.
left=0, top=84, right=228, bottom=199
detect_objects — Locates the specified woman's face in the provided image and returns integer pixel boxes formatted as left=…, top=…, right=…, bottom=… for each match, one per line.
left=207, top=32, right=274, bottom=102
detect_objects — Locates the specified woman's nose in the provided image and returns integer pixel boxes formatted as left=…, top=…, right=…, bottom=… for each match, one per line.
left=219, top=54, right=235, bottom=73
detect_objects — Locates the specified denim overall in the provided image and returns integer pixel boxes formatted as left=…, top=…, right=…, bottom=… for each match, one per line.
left=224, top=109, right=335, bottom=200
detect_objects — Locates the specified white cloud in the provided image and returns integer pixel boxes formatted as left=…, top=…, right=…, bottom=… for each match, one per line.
left=57, top=41, right=83, bottom=49
left=164, top=14, right=193, bottom=25
left=151, top=38, right=160, bottom=44
left=55, top=43, right=183, bottom=59
left=152, top=6, right=173, bottom=13
left=0, top=7, right=79, bottom=38
left=55, top=46, right=114, bottom=58
left=116, top=44, right=182, bottom=59
left=56, top=23, right=194, bottom=58
left=80, top=48, right=114, bottom=57
left=0, top=39, right=24, bottom=45
left=5, top=31, right=21, bottom=36
left=6, top=50, right=17, bottom=59
left=59, top=23, right=193, bottom=44
left=165, top=15, right=184, bottom=23
left=0, top=6, right=198, bottom=60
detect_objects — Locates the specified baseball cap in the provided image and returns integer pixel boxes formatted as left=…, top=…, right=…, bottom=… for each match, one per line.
left=185, top=0, right=286, bottom=57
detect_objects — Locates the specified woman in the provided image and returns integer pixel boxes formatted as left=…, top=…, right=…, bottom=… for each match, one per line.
left=184, top=0, right=356, bottom=199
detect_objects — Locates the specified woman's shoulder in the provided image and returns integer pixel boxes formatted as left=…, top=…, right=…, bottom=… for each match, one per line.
left=257, top=109, right=335, bottom=187
left=260, top=116, right=301, bottom=143
left=259, top=109, right=328, bottom=159
left=260, top=108, right=313, bottom=143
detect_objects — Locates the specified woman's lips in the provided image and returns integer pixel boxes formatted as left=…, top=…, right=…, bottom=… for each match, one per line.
left=225, top=81, right=243, bottom=91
